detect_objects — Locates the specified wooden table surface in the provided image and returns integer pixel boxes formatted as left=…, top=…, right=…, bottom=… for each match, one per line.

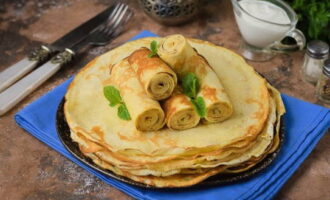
left=0, top=0, right=329, bottom=199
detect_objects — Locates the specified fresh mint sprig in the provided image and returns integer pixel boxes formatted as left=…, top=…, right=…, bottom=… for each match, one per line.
left=181, top=73, right=206, bottom=117
left=118, top=104, right=131, bottom=120
left=191, top=96, right=206, bottom=117
left=103, top=86, right=131, bottom=120
left=103, top=86, right=122, bottom=107
left=148, top=40, right=158, bottom=58
left=182, top=72, right=200, bottom=99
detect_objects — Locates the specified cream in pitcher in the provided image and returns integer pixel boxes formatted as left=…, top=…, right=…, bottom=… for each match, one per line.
left=231, top=0, right=305, bottom=61
left=235, top=0, right=291, bottom=48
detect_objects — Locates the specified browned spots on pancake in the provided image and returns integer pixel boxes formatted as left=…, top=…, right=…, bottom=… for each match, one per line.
left=117, top=133, right=131, bottom=141
left=85, top=73, right=95, bottom=80
left=128, top=47, right=171, bottom=78
left=150, top=134, right=160, bottom=145
left=79, top=143, right=102, bottom=154
left=245, top=125, right=259, bottom=137
left=163, top=93, right=190, bottom=117
left=246, top=98, right=258, bottom=105
left=74, top=126, right=86, bottom=133
left=102, top=78, right=112, bottom=86
left=91, top=126, right=105, bottom=141
left=253, top=109, right=266, bottom=120
left=73, top=127, right=114, bottom=149
left=163, top=137, right=177, bottom=147
left=99, top=64, right=109, bottom=72
left=245, top=98, right=267, bottom=120
left=202, top=86, right=218, bottom=102
left=117, top=131, right=146, bottom=142
left=76, top=132, right=103, bottom=153
left=179, top=94, right=191, bottom=106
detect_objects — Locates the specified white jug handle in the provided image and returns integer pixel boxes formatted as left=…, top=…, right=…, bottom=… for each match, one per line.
left=271, top=29, right=306, bottom=52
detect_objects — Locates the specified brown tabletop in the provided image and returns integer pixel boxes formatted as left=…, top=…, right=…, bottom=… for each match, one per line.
left=0, top=0, right=329, bottom=199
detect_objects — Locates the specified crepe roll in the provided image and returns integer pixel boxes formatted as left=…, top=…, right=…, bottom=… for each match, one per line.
left=110, top=59, right=165, bottom=131
left=158, top=34, right=233, bottom=123
left=199, top=70, right=233, bottom=123
left=163, top=90, right=200, bottom=130
left=128, top=47, right=177, bottom=100
left=157, top=34, right=196, bottom=77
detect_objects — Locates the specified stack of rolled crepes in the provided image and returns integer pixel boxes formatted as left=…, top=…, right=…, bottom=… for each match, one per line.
left=108, top=45, right=230, bottom=131
left=64, top=36, right=286, bottom=188
left=120, top=47, right=197, bottom=131
left=127, top=47, right=201, bottom=130
left=158, top=34, right=233, bottom=123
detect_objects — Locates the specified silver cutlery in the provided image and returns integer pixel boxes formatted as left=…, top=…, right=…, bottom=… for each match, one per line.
left=0, top=4, right=117, bottom=93
left=0, top=3, right=132, bottom=116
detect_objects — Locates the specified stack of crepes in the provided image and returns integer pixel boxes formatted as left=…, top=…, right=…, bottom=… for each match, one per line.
left=64, top=35, right=286, bottom=187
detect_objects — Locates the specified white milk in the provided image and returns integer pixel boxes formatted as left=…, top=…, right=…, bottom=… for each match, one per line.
left=234, top=0, right=291, bottom=48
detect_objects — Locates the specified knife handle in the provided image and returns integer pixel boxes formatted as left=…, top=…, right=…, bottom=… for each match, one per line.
left=0, top=49, right=74, bottom=116
left=0, top=45, right=51, bottom=93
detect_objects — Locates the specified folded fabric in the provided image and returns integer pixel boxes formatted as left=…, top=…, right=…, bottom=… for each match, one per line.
left=15, top=30, right=330, bottom=200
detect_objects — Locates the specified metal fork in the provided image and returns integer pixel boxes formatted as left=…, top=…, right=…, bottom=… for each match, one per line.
left=68, top=3, right=133, bottom=51
left=0, top=3, right=133, bottom=116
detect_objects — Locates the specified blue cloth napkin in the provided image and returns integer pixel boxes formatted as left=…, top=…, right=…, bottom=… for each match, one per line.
left=15, top=31, right=330, bottom=200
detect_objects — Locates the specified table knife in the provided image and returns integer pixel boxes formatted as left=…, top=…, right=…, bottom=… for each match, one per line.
left=0, top=3, right=132, bottom=116
left=0, top=4, right=116, bottom=93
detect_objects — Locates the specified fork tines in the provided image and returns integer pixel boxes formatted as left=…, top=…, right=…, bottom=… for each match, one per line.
left=97, top=2, right=132, bottom=39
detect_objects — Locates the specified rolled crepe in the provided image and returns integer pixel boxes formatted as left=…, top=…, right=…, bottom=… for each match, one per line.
left=128, top=47, right=177, bottom=100
left=163, top=89, right=200, bottom=130
left=109, top=59, right=165, bottom=131
left=158, top=34, right=233, bottom=123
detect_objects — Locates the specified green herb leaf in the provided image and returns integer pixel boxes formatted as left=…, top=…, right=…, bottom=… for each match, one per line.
left=290, top=0, right=330, bottom=43
left=151, top=40, right=158, bottom=53
left=148, top=53, right=156, bottom=58
left=148, top=40, right=158, bottom=58
left=103, top=86, right=131, bottom=121
left=103, top=86, right=122, bottom=107
left=191, top=97, right=206, bottom=117
left=117, top=104, right=131, bottom=120
left=182, top=73, right=200, bottom=99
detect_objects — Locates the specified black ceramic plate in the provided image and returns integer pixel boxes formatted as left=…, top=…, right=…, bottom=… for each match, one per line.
left=56, top=98, right=284, bottom=189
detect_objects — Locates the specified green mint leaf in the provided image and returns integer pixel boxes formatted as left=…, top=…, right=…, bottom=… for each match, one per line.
left=182, top=73, right=200, bottom=99
left=148, top=52, right=156, bottom=58
left=118, top=104, right=131, bottom=120
left=191, top=97, right=206, bottom=117
left=148, top=40, right=158, bottom=58
left=150, top=40, right=158, bottom=53
left=103, top=86, right=122, bottom=107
